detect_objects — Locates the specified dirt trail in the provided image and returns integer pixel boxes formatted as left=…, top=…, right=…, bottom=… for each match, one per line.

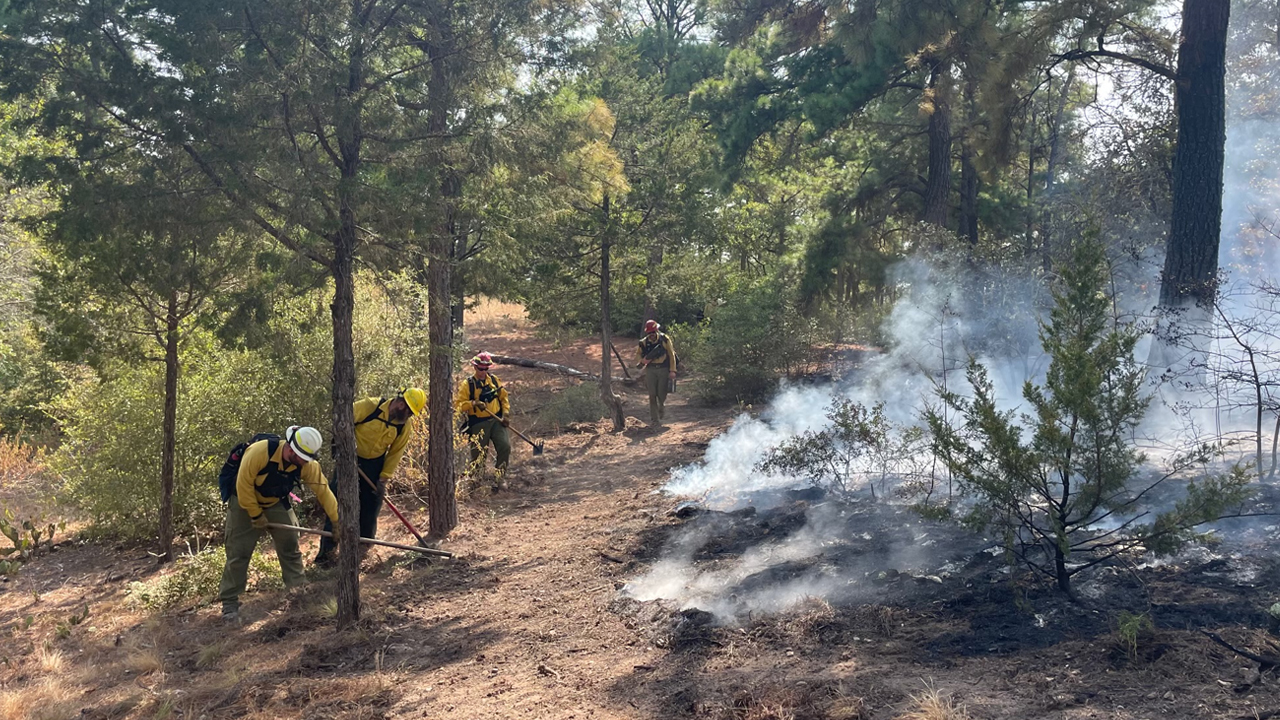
left=5, top=305, right=1280, bottom=719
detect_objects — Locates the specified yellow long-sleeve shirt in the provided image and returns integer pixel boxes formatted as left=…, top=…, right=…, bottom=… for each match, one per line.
left=353, top=396, right=414, bottom=480
left=636, top=333, right=677, bottom=371
left=455, top=373, right=510, bottom=420
left=236, top=439, right=338, bottom=524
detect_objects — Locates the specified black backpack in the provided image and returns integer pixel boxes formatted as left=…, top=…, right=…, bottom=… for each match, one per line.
left=217, top=433, right=301, bottom=504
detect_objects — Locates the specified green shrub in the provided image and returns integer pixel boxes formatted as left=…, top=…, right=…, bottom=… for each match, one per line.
left=127, top=546, right=283, bottom=610
left=688, top=275, right=816, bottom=403
left=52, top=273, right=430, bottom=541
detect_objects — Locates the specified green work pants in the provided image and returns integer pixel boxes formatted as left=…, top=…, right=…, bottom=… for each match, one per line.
left=468, top=417, right=511, bottom=471
left=645, top=364, right=670, bottom=425
left=218, top=501, right=306, bottom=613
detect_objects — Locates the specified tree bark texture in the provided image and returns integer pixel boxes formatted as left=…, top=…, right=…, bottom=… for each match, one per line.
left=425, top=14, right=460, bottom=539
left=921, top=62, right=952, bottom=229
left=333, top=25, right=364, bottom=629
left=600, top=194, right=626, bottom=432
left=1042, top=66, right=1075, bottom=271
left=1160, top=0, right=1230, bottom=308
left=959, top=142, right=979, bottom=245
left=158, top=289, right=179, bottom=562
left=427, top=177, right=459, bottom=538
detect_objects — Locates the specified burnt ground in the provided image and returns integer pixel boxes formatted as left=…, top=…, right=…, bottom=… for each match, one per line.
left=2, top=301, right=1280, bottom=719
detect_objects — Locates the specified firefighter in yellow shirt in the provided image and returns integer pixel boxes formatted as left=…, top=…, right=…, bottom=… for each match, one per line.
left=456, top=353, right=511, bottom=481
left=315, top=387, right=425, bottom=567
left=636, top=319, right=677, bottom=427
left=217, top=426, right=337, bottom=622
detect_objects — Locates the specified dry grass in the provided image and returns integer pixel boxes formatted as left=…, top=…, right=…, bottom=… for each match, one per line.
left=35, top=645, right=64, bottom=674
left=0, top=677, right=80, bottom=720
left=0, top=435, right=46, bottom=490
left=197, top=639, right=230, bottom=670
left=465, top=297, right=529, bottom=335
left=126, top=645, right=165, bottom=675
left=895, top=683, right=971, bottom=720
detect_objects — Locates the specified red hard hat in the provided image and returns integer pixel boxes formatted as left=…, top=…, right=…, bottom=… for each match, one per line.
left=472, top=352, right=494, bottom=369
left=644, top=320, right=660, bottom=333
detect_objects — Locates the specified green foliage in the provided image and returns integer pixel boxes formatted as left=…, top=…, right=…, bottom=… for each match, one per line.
left=926, top=239, right=1254, bottom=596
left=52, top=274, right=429, bottom=541
left=127, top=546, right=282, bottom=610
left=539, top=383, right=606, bottom=430
left=1113, top=611, right=1155, bottom=662
left=758, top=399, right=929, bottom=499
left=687, top=275, right=816, bottom=403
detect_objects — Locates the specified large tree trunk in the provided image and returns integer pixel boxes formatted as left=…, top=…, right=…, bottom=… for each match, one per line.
left=921, top=62, right=952, bottom=229
left=600, top=194, right=625, bottom=431
left=333, top=25, right=364, bottom=629
left=425, top=17, right=460, bottom=539
left=1159, top=0, right=1230, bottom=308
left=158, top=289, right=179, bottom=563
left=427, top=175, right=459, bottom=538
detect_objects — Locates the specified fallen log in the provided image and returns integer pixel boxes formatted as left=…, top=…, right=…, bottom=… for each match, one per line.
left=489, top=354, right=633, bottom=383
left=1200, top=629, right=1280, bottom=671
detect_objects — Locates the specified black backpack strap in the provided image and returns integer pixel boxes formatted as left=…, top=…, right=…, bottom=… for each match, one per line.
left=356, top=398, right=387, bottom=425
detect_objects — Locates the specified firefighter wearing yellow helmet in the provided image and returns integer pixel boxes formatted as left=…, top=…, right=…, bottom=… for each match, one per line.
left=315, top=387, right=425, bottom=567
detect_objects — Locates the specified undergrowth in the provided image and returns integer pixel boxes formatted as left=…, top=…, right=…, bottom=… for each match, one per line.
left=127, top=545, right=283, bottom=610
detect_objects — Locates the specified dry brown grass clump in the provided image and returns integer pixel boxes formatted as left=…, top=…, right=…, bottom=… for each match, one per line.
left=0, top=677, right=80, bottom=720
left=0, top=435, right=46, bottom=489
left=466, top=297, right=530, bottom=334
left=709, top=681, right=867, bottom=720
left=895, top=683, right=971, bottom=720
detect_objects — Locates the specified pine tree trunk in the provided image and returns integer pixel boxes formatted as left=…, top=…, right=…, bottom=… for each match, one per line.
left=331, top=221, right=360, bottom=627
left=600, top=194, right=625, bottom=432
left=1042, top=66, right=1075, bottom=271
left=921, top=62, right=952, bottom=229
left=425, top=20, right=460, bottom=539
left=428, top=176, right=459, bottom=537
left=158, top=290, right=179, bottom=563
left=1160, top=0, right=1230, bottom=308
left=959, top=142, right=978, bottom=245
left=333, top=23, right=365, bottom=629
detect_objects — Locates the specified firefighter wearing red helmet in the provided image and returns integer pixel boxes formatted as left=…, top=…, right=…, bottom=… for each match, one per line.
left=456, top=352, right=512, bottom=485
left=636, top=320, right=677, bottom=427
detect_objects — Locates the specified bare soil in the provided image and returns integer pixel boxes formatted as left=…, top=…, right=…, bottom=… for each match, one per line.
left=3, top=303, right=1280, bottom=719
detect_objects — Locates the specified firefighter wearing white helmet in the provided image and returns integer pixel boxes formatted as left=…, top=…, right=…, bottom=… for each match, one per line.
left=217, top=425, right=337, bottom=622
left=315, top=388, right=425, bottom=567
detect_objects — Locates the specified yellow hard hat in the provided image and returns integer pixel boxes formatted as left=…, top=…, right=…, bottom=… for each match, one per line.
left=400, top=387, right=426, bottom=415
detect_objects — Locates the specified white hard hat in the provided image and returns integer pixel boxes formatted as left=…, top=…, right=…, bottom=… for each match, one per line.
left=285, top=425, right=322, bottom=463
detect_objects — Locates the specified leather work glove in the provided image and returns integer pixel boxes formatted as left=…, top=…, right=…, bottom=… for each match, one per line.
left=249, top=513, right=269, bottom=530
left=500, top=417, right=510, bottom=427
left=473, top=400, right=487, bottom=412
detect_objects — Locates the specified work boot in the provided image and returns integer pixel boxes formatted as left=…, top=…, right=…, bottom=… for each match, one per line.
left=312, top=551, right=335, bottom=569
left=221, top=606, right=241, bottom=624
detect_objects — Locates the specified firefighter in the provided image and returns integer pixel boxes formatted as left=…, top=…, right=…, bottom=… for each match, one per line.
left=217, top=425, right=336, bottom=622
left=456, top=352, right=511, bottom=482
left=314, top=388, right=425, bottom=567
left=636, top=319, right=677, bottom=427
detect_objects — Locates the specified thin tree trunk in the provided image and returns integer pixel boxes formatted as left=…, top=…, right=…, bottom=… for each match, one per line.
left=600, top=194, right=625, bottom=431
left=333, top=23, right=365, bottom=629
left=1026, top=97, right=1037, bottom=257
left=1160, top=0, right=1230, bottom=308
left=921, top=62, right=952, bottom=229
left=959, top=142, right=978, bottom=245
left=158, top=289, right=179, bottom=563
left=1043, top=66, right=1075, bottom=271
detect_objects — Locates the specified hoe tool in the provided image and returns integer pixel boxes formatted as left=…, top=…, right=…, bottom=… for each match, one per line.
left=359, top=468, right=430, bottom=547
left=268, top=523, right=452, bottom=558
left=508, top=424, right=545, bottom=456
